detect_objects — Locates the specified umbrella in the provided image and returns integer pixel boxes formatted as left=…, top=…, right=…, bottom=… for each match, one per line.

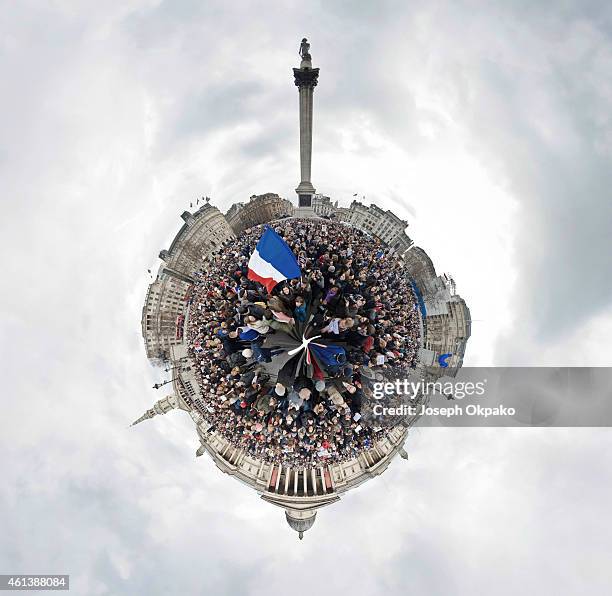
left=257, top=306, right=349, bottom=386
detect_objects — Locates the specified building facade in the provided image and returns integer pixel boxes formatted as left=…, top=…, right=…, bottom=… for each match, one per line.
left=159, top=203, right=235, bottom=279
left=224, top=202, right=245, bottom=233
left=311, top=194, right=336, bottom=217
left=141, top=272, right=193, bottom=362
left=402, top=246, right=472, bottom=373
left=403, top=246, right=439, bottom=296
left=421, top=291, right=471, bottom=369
left=142, top=203, right=235, bottom=363
left=335, top=200, right=413, bottom=255
left=224, top=193, right=294, bottom=234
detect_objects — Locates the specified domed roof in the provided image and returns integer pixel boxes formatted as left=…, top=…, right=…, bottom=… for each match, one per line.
left=285, top=509, right=317, bottom=540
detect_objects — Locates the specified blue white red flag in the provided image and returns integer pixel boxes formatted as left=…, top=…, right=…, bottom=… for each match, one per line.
left=247, top=227, right=301, bottom=292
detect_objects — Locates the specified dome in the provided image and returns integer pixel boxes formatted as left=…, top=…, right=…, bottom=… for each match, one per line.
left=285, top=509, right=317, bottom=540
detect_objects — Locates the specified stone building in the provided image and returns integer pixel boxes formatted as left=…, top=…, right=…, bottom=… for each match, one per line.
left=224, top=202, right=245, bottom=233
left=421, top=293, right=471, bottom=369
left=402, top=246, right=439, bottom=296
left=392, top=232, right=414, bottom=256
left=334, top=206, right=350, bottom=221
left=141, top=271, right=193, bottom=362
left=402, top=246, right=472, bottom=374
left=335, top=200, right=413, bottom=255
left=142, top=203, right=235, bottom=363
left=311, top=194, right=336, bottom=217
left=224, top=193, right=294, bottom=235
left=196, top=423, right=412, bottom=540
left=158, top=203, right=235, bottom=279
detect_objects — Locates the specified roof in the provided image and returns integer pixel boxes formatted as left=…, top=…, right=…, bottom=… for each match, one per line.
left=285, top=510, right=317, bottom=540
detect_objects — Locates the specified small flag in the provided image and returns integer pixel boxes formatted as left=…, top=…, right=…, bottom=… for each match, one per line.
left=438, top=353, right=452, bottom=368
left=247, top=227, right=301, bottom=292
left=353, top=193, right=358, bottom=196
left=190, top=202, right=193, bottom=207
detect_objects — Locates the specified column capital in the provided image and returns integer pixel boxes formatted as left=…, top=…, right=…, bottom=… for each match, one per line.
left=293, top=67, right=319, bottom=89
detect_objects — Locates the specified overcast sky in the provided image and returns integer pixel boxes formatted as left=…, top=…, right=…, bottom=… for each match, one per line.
left=2, top=1, right=612, bottom=595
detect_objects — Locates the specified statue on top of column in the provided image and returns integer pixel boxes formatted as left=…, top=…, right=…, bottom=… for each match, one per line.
left=299, top=38, right=312, bottom=62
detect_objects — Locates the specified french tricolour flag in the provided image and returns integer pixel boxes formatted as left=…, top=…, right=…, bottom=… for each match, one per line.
left=247, top=227, right=301, bottom=292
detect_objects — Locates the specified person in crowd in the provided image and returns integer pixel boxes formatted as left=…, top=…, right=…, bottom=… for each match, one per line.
left=294, top=295, right=307, bottom=323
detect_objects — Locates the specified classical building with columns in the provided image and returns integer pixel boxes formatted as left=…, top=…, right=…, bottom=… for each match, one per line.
left=224, top=193, right=294, bottom=235
left=141, top=273, right=192, bottom=362
left=158, top=202, right=235, bottom=279
left=334, top=200, right=413, bottom=256
left=142, top=202, right=235, bottom=363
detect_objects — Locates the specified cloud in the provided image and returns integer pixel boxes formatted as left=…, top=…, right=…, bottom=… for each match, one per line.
left=2, top=0, right=612, bottom=594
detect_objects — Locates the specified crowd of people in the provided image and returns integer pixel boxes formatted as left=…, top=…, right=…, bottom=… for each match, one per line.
left=186, top=219, right=421, bottom=467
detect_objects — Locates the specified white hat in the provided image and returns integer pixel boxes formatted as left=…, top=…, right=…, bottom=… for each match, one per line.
left=314, top=380, right=325, bottom=392
left=242, top=348, right=253, bottom=358
left=275, top=383, right=286, bottom=396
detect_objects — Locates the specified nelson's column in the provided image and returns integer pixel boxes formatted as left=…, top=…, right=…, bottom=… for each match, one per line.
left=293, top=38, right=319, bottom=217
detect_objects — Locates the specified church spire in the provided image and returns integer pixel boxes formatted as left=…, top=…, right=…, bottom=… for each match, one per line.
left=131, top=408, right=156, bottom=427
left=131, top=394, right=180, bottom=427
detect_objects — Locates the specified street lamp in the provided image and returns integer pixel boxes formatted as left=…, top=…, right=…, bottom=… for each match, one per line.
left=153, top=379, right=174, bottom=390
left=164, top=364, right=191, bottom=373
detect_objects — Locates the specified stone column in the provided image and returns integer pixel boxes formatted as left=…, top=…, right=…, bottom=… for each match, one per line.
left=293, top=54, right=319, bottom=209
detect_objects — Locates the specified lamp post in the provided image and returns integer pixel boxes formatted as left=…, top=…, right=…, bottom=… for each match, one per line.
left=164, top=364, right=191, bottom=374
left=153, top=379, right=174, bottom=390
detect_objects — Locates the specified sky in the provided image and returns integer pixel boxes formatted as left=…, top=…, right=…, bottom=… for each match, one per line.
left=1, top=1, right=612, bottom=594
